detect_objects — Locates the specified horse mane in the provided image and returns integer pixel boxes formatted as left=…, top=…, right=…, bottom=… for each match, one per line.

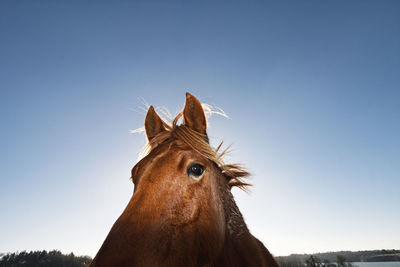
left=140, top=111, right=251, bottom=191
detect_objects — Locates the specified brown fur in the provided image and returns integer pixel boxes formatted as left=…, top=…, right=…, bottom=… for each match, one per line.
left=89, top=93, right=279, bottom=267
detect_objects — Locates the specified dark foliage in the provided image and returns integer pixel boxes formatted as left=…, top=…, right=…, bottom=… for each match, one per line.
left=0, top=250, right=92, bottom=267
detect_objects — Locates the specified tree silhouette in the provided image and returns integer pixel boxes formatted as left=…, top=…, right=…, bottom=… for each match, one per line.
left=305, top=255, right=322, bottom=267
left=0, top=250, right=92, bottom=267
left=336, top=255, right=355, bottom=267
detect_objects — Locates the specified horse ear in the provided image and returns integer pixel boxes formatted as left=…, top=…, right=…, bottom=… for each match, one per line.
left=145, top=106, right=165, bottom=142
left=183, top=92, right=207, bottom=135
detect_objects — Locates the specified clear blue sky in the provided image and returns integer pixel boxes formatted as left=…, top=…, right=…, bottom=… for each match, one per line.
left=0, top=1, right=399, bottom=257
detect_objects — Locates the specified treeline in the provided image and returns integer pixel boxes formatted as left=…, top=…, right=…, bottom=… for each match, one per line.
left=0, top=250, right=92, bottom=267
left=276, top=249, right=400, bottom=267
left=277, top=255, right=356, bottom=267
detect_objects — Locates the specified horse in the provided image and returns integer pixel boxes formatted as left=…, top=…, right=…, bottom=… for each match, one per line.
left=89, top=93, right=279, bottom=267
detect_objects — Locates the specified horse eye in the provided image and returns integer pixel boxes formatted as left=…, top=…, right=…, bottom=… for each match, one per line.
left=187, top=163, right=204, bottom=178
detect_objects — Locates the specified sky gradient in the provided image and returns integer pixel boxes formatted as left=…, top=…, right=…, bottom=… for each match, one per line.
left=1, top=1, right=399, bottom=257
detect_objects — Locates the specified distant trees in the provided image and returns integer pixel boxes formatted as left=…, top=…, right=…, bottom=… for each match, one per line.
left=305, top=255, right=321, bottom=266
left=277, top=249, right=400, bottom=267
left=0, top=250, right=92, bottom=267
left=303, top=255, right=336, bottom=267
left=278, top=254, right=355, bottom=267
left=336, top=255, right=355, bottom=267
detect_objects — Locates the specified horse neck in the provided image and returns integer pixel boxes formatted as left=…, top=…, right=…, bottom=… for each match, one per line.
left=217, top=186, right=279, bottom=267
left=221, top=187, right=249, bottom=238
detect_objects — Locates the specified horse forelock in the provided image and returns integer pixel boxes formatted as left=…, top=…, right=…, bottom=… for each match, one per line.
left=138, top=111, right=251, bottom=191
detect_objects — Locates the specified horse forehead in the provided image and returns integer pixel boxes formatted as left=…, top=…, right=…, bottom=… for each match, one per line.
left=152, top=140, right=201, bottom=160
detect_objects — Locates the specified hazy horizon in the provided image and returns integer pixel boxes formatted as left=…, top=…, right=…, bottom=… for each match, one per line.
left=1, top=0, right=399, bottom=257
left=1, top=248, right=399, bottom=258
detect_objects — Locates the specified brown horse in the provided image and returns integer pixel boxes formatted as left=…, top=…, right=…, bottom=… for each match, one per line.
left=90, top=93, right=279, bottom=267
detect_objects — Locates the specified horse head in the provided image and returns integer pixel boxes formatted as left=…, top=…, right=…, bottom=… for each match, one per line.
left=90, top=93, right=278, bottom=267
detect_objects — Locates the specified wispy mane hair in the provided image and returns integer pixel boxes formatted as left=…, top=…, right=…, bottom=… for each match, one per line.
left=142, top=112, right=250, bottom=191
